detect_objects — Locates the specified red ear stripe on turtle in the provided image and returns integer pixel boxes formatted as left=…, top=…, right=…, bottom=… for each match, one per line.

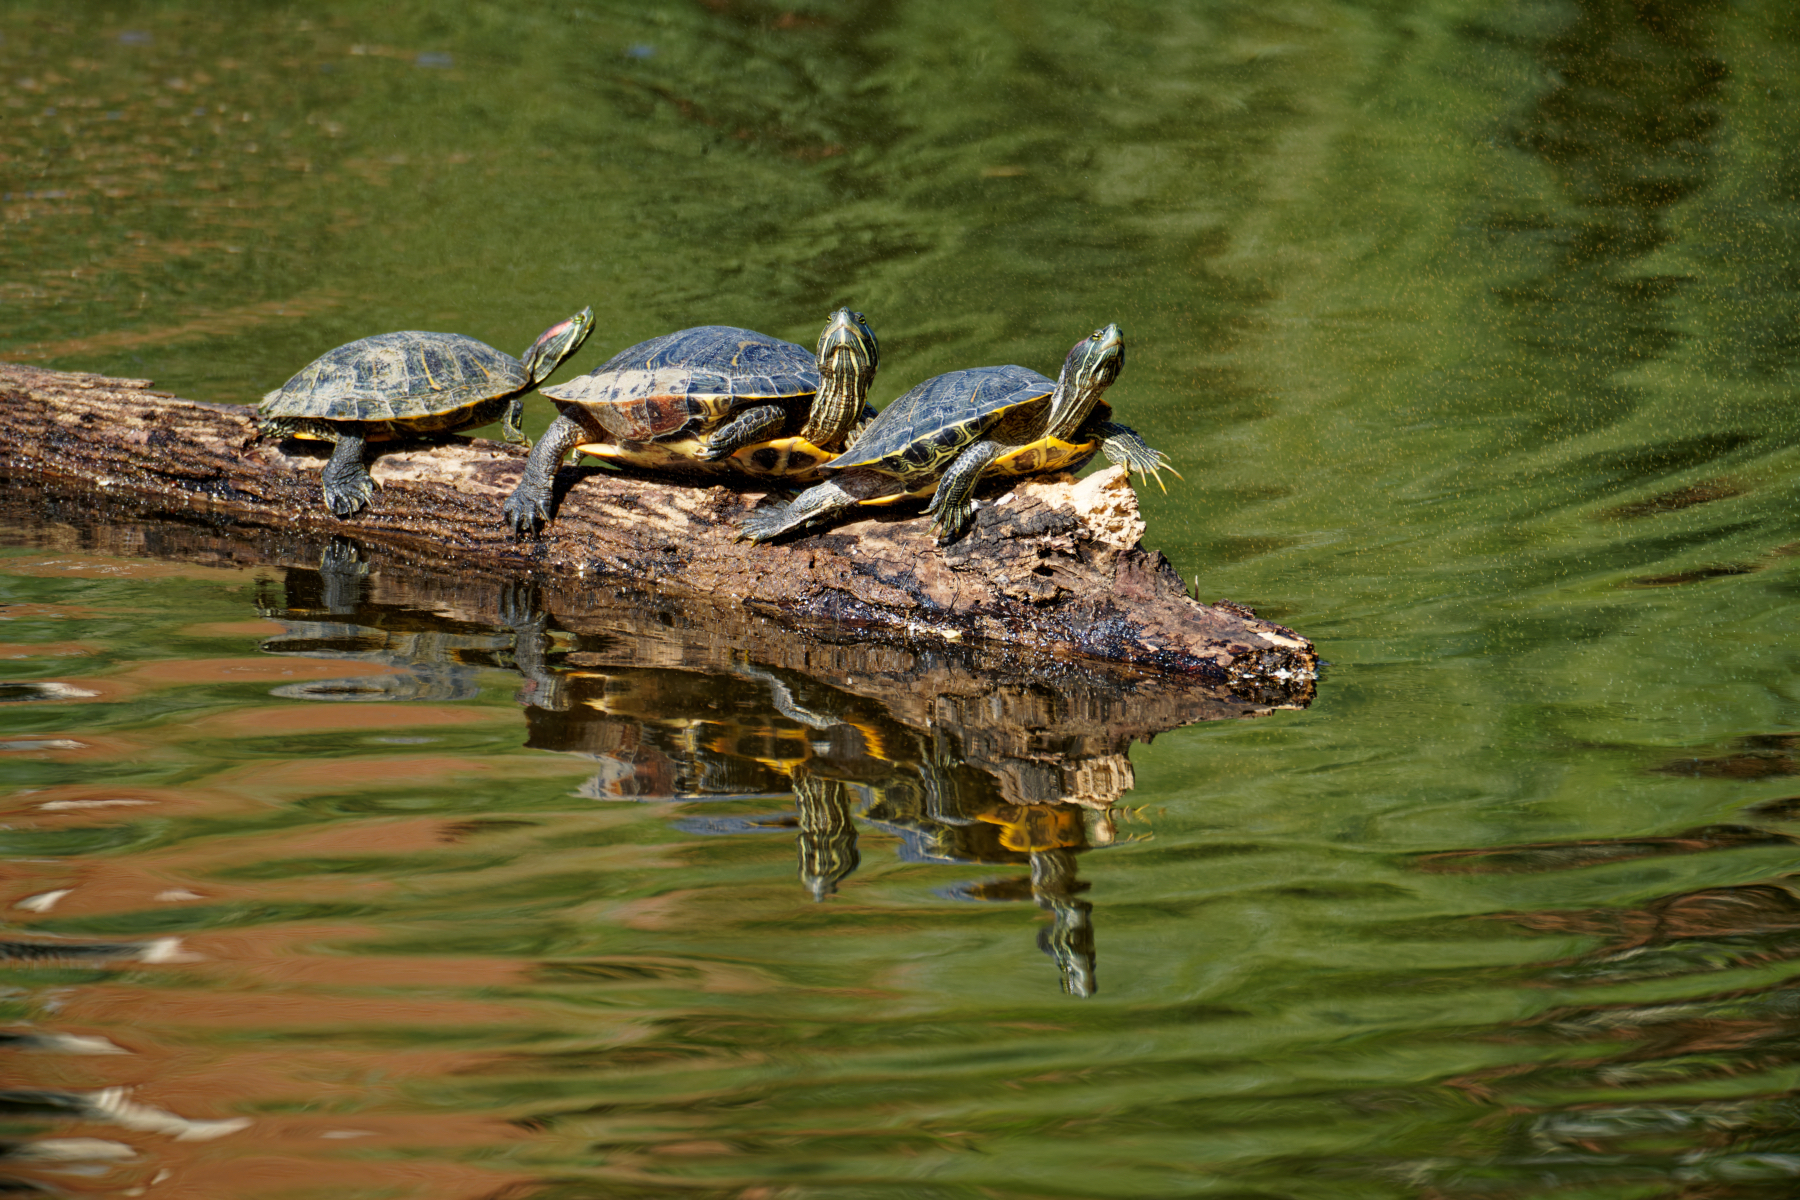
left=523, top=307, right=596, bottom=383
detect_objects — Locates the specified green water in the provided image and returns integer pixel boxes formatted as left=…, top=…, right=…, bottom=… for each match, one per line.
left=8, top=0, right=1800, bottom=1195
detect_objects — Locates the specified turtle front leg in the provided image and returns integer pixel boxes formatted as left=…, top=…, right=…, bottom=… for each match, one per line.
left=737, top=480, right=859, bottom=544
left=503, top=414, right=587, bottom=535
left=698, top=404, right=787, bottom=461
left=499, top=395, right=533, bottom=448
left=737, top=468, right=897, bottom=543
left=1090, top=420, right=1179, bottom=492
left=320, top=431, right=374, bottom=517
left=924, top=439, right=1002, bottom=544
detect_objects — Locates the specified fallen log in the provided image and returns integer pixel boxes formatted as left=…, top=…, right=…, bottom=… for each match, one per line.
left=0, top=362, right=1316, bottom=697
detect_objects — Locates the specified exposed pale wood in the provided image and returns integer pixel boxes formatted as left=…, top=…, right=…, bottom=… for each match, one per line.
left=0, top=362, right=1316, bottom=698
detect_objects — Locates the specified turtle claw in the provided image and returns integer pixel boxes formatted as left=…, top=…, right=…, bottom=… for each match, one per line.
left=502, top=488, right=551, bottom=536
left=323, top=474, right=373, bottom=517
left=928, top=500, right=975, bottom=545
left=1106, top=441, right=1177, bottom=494
left=737, top=502, right=795, bottom=545
left=1140, top=455, right=1182, bottom=494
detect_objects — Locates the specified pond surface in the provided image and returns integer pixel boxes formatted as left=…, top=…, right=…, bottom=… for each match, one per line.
left=7, top=1, right=1800, bottom=1196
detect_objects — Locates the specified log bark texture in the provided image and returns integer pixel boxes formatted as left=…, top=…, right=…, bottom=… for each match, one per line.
left=0, top=363, right=1316, bottom=697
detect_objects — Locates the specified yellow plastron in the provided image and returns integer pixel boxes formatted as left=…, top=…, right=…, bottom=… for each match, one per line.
left=988, top=436, right=1096, bottom=477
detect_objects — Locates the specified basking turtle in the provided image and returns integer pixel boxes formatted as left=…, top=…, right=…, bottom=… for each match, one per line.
left=260, top=308, right=595, bottom=517
left=502, top=308, right=879, bottom=534
left=739, top=324, right=1171, bottom=545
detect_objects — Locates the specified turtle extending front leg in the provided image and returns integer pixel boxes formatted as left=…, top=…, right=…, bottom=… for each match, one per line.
left=738, top=481, right=860, bottom=544
left=738, top=470, right=898, bottom=543
left=1091, top=420, right=1179, bottom=492
left=320, top=431, right=374, bottom=517
left=923, top=439, right=1002, bottom=544
left=697, top=403, right=787, bottom=462
left=503, top=413, right=589, bottom=534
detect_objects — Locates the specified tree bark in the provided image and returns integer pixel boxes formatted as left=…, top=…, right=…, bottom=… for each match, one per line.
left=0, top=363, right=1316, bottom=700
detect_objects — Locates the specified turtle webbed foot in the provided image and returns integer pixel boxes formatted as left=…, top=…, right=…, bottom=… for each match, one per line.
left=1096, top=423, right=1179, bottom=493
left=320, top=433, right=374, bottom=517
left=323, top=478, right=373, bottom=518
left=502, top=487, right=552, bottom=536
left=924, top=495, right=975, bottom=545
left=738, top=479, right=864, bottom=543
left=499, top=399, right=533, bottom=448
left=321, top=465, right=374, bottom=517
left=736, top=501, right=798, bottom=544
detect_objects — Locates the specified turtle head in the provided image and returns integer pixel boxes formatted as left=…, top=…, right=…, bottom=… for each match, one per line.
left=522, top=307, right=596, bottom=384
left=815, top=307, right=879, bottom=386
left=1045, top=324, right=1124, bottom=439
left=799, top=308, right=880, bottom=446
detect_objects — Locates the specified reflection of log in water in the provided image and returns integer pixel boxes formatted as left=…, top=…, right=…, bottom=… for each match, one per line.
left=216, top=560, right=1288, bottom=998
left=0, top=362, right=1318, bottom=687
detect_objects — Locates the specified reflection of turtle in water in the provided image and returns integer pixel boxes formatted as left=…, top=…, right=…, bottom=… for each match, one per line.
left=252, top=545, right=533, bottom=704
left=260, top=309, right=594, bottom=517
left=521, top=664, right=860, bottom=802
left=794, top=774, right=860, bottom=901
left=849, top=729, right=1107, bottom=996
left=512, top=627, right=898, bottom=805
left=505, top=632, right=1130, bottom=995
left=741, top=324, right=1172, bottom=545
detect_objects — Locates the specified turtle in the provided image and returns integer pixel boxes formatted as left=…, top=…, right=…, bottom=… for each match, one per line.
left=501, top=308, right=879, bottom=534
left=738, top=323, right=1173, bottom=545
left=259, top=307, right=595, bottom=518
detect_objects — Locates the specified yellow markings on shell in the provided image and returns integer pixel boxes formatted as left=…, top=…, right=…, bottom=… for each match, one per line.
left=290, top=426, right=399, bottom=443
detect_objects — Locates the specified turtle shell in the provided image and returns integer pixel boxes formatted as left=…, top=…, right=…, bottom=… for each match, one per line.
left=259, top=332, right=529, bottom=429
left=540, top=325, right=818, bottom=442
left=824, top=363, right=1053, bottom=482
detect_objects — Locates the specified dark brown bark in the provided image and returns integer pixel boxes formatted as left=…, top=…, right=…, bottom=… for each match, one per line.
left=0, top=363, right=1316, bottom=700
